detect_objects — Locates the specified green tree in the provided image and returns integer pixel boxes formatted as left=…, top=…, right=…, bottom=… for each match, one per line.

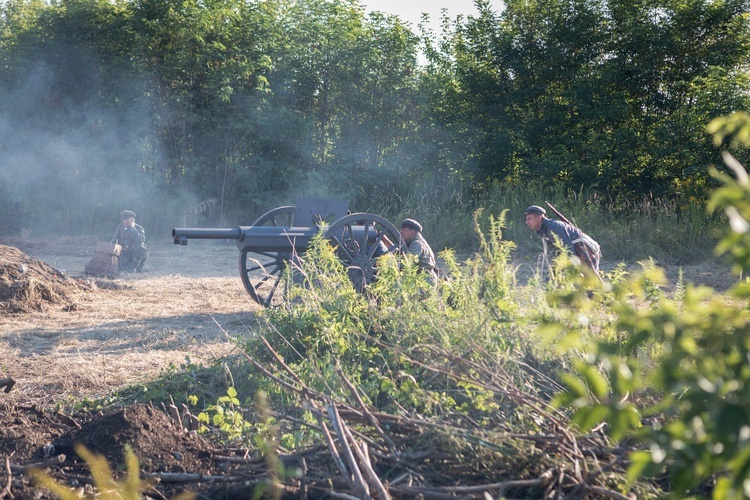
left=252, top=0, right=424, bottom=204
left=130, top=0, right=279, bottom=221
left=424, top=0, right=750, bottom=200
left=600, top=0, right=750, bottom=197
left=0, top=0, right=155, bottom=233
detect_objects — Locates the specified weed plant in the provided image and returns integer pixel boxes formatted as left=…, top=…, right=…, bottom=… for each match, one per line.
left=547, top=148, right=750, bottom=498
left=249, top=212, right=548, bottom=415
left=219, top=212, right=643, bottom=490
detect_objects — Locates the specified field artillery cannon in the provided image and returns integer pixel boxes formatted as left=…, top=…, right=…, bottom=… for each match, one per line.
left=173, top=197, right=404, bottom=307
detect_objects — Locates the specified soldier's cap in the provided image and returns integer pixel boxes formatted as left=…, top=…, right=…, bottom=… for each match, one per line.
left=399, top=218, right=422, bottom=233
left=120, top=210, right=136, bottom=219
left=523, top=205, right=546, bottom=216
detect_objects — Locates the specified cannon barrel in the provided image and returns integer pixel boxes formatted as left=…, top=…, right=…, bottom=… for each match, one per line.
left=173, top=226, right=320, bottom=253
left=174, top=224, right=386, bottom=254
left=173, top=227, right=244, bottom=244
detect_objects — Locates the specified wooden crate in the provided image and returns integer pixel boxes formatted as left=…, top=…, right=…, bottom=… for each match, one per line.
left=84, top=242, right=122, bottom=278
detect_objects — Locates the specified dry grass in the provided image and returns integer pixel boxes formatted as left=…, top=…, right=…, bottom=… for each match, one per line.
left=0, top=238, right=260, bottom=407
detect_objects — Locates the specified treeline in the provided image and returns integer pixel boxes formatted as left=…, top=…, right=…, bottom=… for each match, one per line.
left=0, top=0, right=748, bottom=236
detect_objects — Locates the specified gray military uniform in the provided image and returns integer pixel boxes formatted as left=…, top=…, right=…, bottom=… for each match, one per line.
left=407, top=233, right=437, bottom=285
left=538, top=218, right=601, bottom=272
left=111, top=224, right=148, bottom=272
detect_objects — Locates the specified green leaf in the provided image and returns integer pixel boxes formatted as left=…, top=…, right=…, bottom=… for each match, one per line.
left=627, top=450, right=654, bottom=483
left=578, top=364, right=608, bottom=400
left=711, top=476, right=732, bottom=500
left=729, top=281, right=750, bottom=298
left=560, top=373, right=589, bottom=400
left=609, top=405, right=641, bottom=442
left=537, top=323, right=564, bottom=340
left=572, top=404, right=609, bottom=433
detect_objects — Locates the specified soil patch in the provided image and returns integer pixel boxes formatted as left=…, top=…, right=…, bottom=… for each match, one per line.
left=0, top=403, right=220, bottom=499
left=0, top=237, right=260, bottom=498
left=53, top=404, right=216, bottom=477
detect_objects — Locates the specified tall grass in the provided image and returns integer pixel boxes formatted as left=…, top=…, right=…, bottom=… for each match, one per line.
left=354, top=181, right=723, bottom=266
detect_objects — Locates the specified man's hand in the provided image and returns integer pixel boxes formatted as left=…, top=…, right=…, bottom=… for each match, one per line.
left=381, top=234, right=394, bottom=247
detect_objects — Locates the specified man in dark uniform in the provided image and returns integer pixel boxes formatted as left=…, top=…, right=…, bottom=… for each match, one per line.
left=524, top=205, right=601, bottom=273
left=111, top=210, right=149, bottom=272
left=398, top=218, right=437, bottom=285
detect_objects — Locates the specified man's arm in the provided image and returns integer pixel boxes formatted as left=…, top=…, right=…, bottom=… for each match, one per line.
left=547, top=221, right=578, bottom=254
left=135, top=225, right=146, bottom=243
left=381, top=233, right=395, bottom=250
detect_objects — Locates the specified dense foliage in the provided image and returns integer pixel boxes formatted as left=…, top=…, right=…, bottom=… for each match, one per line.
left=1, top=0, right=748, bottom=239
left=187, top=142, right=749, bottom=498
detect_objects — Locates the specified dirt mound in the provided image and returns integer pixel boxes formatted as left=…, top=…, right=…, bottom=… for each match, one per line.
left=0, top=404, right=67, bottom=464
left=0, top=244, right=94, bottom=313
left=0, top=404, right=220, bottom=499
left=52, top=404, right=217, bottom=475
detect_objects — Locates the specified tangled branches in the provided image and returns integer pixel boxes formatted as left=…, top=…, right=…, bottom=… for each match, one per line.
left=238, top=335, right=636, bottom=499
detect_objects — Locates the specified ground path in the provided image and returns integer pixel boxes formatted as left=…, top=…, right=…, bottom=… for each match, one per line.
left=0, top=238, right=259, bottom=408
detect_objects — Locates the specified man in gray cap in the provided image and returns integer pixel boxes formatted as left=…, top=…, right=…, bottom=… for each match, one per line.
left=524, top=205, right=601, bottom=273
left=111, top=210, right=149, bottom=272
left=399, top=218, right=437, bottom=285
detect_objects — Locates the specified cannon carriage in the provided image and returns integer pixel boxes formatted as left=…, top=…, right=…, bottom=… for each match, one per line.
left=173, top=197, right=405, bottom=307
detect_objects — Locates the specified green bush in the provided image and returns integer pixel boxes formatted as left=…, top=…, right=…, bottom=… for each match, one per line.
left=242, top=215, right=552, bottom=421
left=549, top=121, right=750, bottom=498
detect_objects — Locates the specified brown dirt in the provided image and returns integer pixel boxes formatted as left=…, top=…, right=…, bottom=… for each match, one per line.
left=0, top=237, right=259, bottom=499
left=0, top=236, right=738, bottom=499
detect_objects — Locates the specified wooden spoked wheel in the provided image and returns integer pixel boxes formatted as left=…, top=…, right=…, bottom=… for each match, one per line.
left=325, top=213, right=404, bottom=292
left=240, top=206, right=296, bottom=307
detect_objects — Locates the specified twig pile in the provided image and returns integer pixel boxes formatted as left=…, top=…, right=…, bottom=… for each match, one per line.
left=224, top=336, right=636, bottom=500
left=0, top=337, right=637, bottom=499
left=0, top=245, right=92, bottom=313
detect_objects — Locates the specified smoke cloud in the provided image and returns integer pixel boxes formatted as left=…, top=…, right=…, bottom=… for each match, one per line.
left=0, top=58, right=199, bottom=242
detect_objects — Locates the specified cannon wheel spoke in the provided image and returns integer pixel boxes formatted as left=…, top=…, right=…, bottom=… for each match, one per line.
left=245, top=261, right=275, bottom=274
left=240, top=205, right=296, bottom=307
left=328, top=235, right=356, bottom=263
left=325, top=213, right=404, bottom=292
